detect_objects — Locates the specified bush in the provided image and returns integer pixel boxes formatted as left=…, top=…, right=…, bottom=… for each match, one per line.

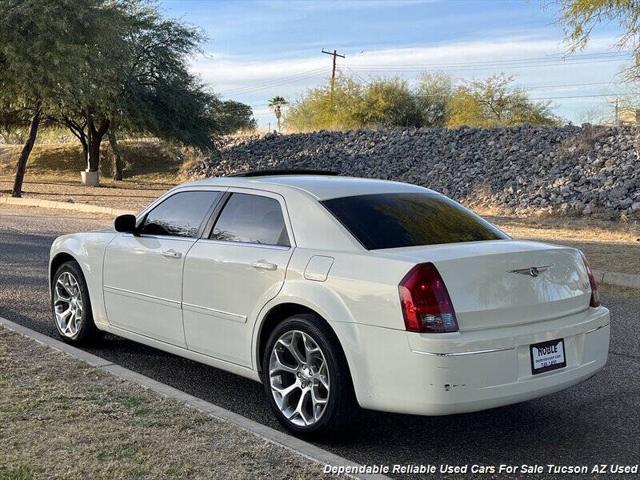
left=284, top=73, right=560, bottom=132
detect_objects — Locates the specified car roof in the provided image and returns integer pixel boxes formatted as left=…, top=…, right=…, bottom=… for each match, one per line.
left=183, top=174, right=428, bottom=200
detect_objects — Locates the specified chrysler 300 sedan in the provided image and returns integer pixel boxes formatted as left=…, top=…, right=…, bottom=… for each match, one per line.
left=49, top=171, right=610, bottom=435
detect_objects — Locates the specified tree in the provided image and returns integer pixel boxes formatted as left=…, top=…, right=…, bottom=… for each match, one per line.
left=286, top=77, right=430, bottom=131
left=355, top=78, right=422, bottom=128
left=285, top=73, right=560, bottom=132
left=284, top=77, right=364, bottom=131
left=447, top=74, right=560, bottom=127
left=415, top=73, right=454, bottom=127
left=213, top=100, right=257, bottom=135
left=54, top=1, right=219, bottom=181
left=107, top=127, right=125, bottom=181
left=269, top=96, right=288, bottom=132
left=0, top=101, right=30, bottom=144
left=557, top=0, right=640, bottom=78
left=0, top=0, right=108, bottom=196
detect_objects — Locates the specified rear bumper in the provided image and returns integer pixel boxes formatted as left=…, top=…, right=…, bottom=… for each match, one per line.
left=339, top=306, right=610, bottom=416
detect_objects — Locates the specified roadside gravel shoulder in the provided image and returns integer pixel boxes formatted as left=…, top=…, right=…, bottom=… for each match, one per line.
left=0, top=327, right=333, bottom=480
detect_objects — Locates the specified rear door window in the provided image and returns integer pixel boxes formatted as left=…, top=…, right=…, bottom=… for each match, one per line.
left=210, top=193, right=290, bottom=247
left=322, top=192, right=508, bottom=250
left=139, top=191, right=222, bottom=238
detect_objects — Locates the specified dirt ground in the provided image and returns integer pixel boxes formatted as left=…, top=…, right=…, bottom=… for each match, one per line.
left=0, top=175, right=167, bottom=212
left=0, top=328, right=331, bottom=480
left=484, top=215, right=640, bottom=275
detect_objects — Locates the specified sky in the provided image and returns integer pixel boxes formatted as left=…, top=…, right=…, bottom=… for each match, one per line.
left=158, top=0, right=637, bottom=129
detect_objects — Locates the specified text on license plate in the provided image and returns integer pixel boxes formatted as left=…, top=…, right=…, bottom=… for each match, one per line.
left=530, top=339, right=566, bottom=375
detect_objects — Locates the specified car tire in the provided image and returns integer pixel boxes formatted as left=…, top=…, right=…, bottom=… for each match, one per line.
left=51, top=261, right=103, bottom=345
left=262, top=313, right=358, bottom=437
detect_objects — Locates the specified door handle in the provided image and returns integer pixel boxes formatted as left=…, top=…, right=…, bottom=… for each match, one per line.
left=162, top=249, right=182, bottom=259
left=252, top=260, right=277, bottom=271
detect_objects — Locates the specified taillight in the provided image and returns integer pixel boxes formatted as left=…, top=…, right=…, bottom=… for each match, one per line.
left=398, top=262, right=458, bottom=333
left=581, top=254, right=600, bottom=307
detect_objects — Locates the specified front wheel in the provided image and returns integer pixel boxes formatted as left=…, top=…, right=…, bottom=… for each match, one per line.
left=51, top=261, right=103, bottom=344
left=262, top=314, right=357, bottom=437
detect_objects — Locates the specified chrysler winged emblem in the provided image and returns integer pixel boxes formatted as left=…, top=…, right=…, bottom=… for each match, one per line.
left=508, top=265, right=552, bottom=277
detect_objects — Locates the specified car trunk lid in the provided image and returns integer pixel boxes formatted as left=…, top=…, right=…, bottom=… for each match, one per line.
left=377, top=240, right=592, bottom=331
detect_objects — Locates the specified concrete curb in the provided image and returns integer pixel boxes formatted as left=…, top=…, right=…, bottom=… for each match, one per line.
left=0, top=196, right=134, bottom=216
left=593, top=269, right=640, bottom=290
left=0, top=316, right=389, bottom=480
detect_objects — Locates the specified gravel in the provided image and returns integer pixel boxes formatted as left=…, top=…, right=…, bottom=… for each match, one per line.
left=188, top=125, right=640, bottom=219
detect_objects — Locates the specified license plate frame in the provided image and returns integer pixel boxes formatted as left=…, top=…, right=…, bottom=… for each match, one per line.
left=530, top=338, right=566, bottom=375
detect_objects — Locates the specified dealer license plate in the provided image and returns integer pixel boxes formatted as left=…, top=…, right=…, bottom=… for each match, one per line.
left=530, top=339, right=566, bottom=375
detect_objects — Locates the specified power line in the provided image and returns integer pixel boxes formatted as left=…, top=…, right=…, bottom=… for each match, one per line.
left=340, top=67, right=634, bottom=95
left=347, top=58, right=628, bottom=73
left=341, top=66, right=367, bottom=83
left=516, top=81, right=620, bottom=90
left=344, top=51, right=630, bottom=70
left=221, top=70, right=326, bottom=96
left=221, top=68, right=327, bottom=96
left=345, top=53, right=632, bottom=73
left=213, top=49, right=634, bottom=99
left=347, top=72, right=627, bottom=92
left=531, top=92, right=638, bottom=100
left=215, top=51, right=637, bottom=110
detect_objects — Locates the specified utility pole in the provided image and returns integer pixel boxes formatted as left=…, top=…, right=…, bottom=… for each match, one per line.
left=322, top=49, right=345, bottom=94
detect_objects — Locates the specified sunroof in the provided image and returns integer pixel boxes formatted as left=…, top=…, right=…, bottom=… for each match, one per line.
left=228, top=169, right=340, bottom=177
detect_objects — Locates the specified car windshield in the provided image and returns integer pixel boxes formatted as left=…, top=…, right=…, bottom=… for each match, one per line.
left=321, top=192, right=509, bottom=250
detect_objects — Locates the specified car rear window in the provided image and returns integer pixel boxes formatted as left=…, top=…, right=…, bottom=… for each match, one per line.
left=321, top=192, right=508, bottom=250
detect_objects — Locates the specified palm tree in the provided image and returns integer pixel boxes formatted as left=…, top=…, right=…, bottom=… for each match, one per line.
left=268, top=96, right=288, bottom=132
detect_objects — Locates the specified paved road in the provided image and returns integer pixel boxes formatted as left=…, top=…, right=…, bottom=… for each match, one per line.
left=1, top=205, right=638, bottom=478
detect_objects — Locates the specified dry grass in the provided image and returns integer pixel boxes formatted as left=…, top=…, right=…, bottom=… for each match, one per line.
left=0, top=175, right=166, bottom=212
left=489, top=215, right=640, bottom=275
left=0, top=140, right=183, bottom=184
left=487, top=214, right=639, bottom=243
left=0, top=328, right=331, bottom=480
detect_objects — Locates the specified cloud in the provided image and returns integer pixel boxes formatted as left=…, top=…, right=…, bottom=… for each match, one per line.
left=260, top=0, right=441, bottom=12
left=194, top=34, right=627, bottom=90
left=191, top=34, right=631, bottom=126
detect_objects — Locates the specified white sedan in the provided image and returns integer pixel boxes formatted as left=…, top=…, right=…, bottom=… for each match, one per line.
left=49, top=171, right=610, bottom=435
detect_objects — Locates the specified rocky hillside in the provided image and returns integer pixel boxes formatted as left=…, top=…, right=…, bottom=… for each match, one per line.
left=188, top=125, right=640, bottom=218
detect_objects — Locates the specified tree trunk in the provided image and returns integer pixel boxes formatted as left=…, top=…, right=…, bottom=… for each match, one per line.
left=79, top=135, right=89, bottom=167
left=12, top=100, right=42, bottom=198
left=87, top=115, right=99, bottom=172
left=59, top=116, right=89, bottom=168
left=87, top=137, right=101, bottom=172
left=108, top=128, right=123, bottom=181
left=86, top=114, right=109, bottom=174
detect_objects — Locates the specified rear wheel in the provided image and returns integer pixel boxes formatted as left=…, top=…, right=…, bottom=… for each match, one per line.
left=51, top=261, right=102, bottom=344
left=262, top=314, right=357, bottom=437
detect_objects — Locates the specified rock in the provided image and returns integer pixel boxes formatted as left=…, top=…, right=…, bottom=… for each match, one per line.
left=186, top=125, right=640, bottom=219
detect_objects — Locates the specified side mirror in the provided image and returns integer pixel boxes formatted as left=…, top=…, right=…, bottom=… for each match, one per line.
left=114, top=214, right=137, bottom=234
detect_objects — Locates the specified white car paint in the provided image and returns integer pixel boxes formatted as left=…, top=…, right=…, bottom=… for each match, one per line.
left=50, top=175, right=610, bottom=416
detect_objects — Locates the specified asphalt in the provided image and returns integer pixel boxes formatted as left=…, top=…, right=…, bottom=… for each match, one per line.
left=1, top=205, right=638, bottom=479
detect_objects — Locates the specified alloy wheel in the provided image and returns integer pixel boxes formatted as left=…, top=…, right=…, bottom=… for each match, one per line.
left=53, top=271, right=83, bottom=338
left=268, top=330, right=330, bottom=427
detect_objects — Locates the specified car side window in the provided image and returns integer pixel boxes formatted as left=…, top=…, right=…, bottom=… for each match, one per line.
left=210, top=193, right=290, bottom=247
left=139, top=191, right=222, bottom=238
